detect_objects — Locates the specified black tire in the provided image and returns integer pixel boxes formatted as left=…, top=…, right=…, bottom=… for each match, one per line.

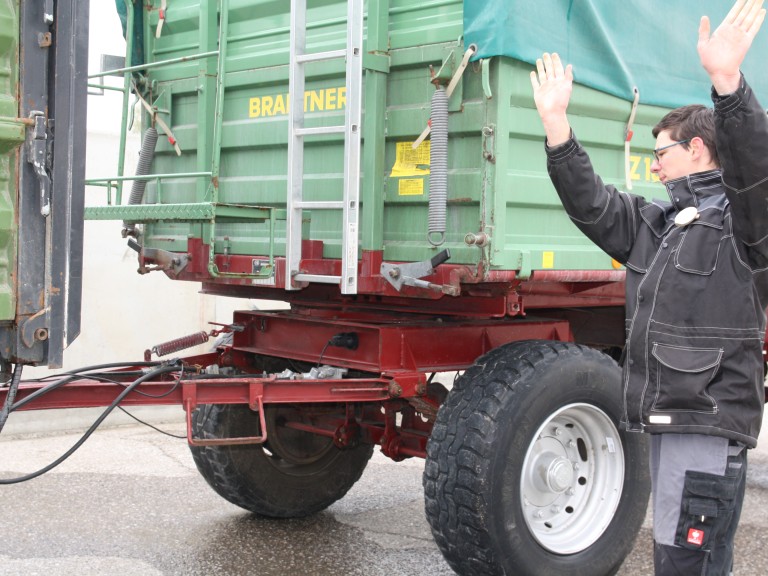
left=190, top=404, right=374, bottom=518
left=424, top=340, right=649, bottom=576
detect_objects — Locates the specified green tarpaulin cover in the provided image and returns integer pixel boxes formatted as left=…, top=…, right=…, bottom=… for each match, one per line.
left=115, top=0, right=144, bottom=68
left=465, top=0, right=768, bottom=109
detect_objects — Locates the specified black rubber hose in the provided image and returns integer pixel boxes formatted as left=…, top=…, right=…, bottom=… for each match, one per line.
left=12, top=360, right=163, bottom=412
left=0, top=363, right=179, bottom=484
left=0, top=364, right=22, bottom=434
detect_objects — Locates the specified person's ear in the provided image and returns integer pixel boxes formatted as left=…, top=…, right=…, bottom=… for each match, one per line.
left=689, top=136, right=707, bottom=160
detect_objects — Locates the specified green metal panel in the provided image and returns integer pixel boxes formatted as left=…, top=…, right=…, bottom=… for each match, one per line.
left=102, top=0, right=674, bottom=277
left=0, top=0, right=20, bottom=320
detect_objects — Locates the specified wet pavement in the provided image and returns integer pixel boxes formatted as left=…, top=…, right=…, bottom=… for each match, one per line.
left=0, top=418, right=767, bottom=575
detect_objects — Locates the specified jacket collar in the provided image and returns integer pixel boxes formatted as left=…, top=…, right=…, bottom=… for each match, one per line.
left=664, top=169, right=723, bottom=210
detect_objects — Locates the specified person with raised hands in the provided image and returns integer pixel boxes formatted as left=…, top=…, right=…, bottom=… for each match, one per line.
left=531, top=1, right=768, bottom=574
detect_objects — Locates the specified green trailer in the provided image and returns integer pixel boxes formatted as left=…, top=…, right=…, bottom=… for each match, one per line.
left=87, top=5, right=649, bottom=568
left=7, top=1, right=768, bottom=574
left=89, top=0, right=668, bottom=284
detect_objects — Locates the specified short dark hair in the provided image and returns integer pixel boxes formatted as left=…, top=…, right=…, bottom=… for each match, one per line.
left=652, top=104, right=719, bottom=167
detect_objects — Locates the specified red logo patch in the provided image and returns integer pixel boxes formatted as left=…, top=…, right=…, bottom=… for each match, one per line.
left=687, top=528, right=705, bottom=546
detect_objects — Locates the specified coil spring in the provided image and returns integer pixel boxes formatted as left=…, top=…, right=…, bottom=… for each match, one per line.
left=123, top=126, right=159, bottom=231
left=151, top=331, right=210, bottom=357
left=428, top=86, right=448, bottom=246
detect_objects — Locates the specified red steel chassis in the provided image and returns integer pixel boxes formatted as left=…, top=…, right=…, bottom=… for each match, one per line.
left=0, top=264, right=635, bottom=460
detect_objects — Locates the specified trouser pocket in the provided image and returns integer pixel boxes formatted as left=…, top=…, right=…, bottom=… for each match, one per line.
left=674, top=470, right=738, bottom=552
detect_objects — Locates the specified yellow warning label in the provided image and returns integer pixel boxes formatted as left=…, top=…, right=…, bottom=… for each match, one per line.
left=398, top=179, right=425, bottom=196
left=391, top=141, right=431, bottom=178
left=542, top=251, right=555, bottom=269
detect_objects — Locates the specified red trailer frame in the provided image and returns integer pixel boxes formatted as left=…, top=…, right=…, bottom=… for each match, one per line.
left=0, top=269, right=628, bottom=460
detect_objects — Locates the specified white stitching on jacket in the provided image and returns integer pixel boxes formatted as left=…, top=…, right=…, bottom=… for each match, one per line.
left=723, top=174, right=768, bottom=194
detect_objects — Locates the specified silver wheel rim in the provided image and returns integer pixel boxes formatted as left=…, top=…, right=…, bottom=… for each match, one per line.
left=520, top=402, right=624, bottom=554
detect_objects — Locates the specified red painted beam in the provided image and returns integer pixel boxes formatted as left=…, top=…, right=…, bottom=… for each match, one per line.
left=1, top=375, right=398, bottom=413
left=232, top=311, right=573, bottom=373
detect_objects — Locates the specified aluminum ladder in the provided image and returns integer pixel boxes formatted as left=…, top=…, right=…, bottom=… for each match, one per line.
left=285, top=0, right=364, bottom=294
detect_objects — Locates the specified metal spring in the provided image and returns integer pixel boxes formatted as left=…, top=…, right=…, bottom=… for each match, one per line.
left=151, top=331, right=210, bottom=357
left=428, top=86, right=448, bottom=246
left=124, top=126, right=159, bottom=231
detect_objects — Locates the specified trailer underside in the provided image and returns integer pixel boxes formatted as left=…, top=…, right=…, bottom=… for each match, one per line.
left=1, top=273, right=628, bottom=462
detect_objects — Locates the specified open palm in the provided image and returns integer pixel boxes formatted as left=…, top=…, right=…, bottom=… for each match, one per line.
left=698, top=0, right=766, bottom=87
left=530, top=53, right=573, bottom=118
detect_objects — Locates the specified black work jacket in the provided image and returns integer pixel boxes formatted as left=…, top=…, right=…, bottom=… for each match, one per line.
left=545, top=78, right=768, bottom=447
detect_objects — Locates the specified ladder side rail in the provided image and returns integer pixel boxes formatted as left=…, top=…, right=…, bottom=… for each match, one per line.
left=285, top=0, right=309, bottom=291
left=340, top=0, right=364, bottom=294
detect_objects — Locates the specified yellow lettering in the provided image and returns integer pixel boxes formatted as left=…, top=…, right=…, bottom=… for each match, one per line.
left=644, top=157, right=661, bottom=182
left=326, top=87, right=337, bottom=109
left=273, top=94, right=287, bottom=115
left=249, top=87, right=346, bottom=118
left=249, top=97, right=261, bottom=118
left=309, top=90, right=324, bottom=111
left=629, top=155, right=641, bottom=181
left=262, top=95, right=274, bottom=117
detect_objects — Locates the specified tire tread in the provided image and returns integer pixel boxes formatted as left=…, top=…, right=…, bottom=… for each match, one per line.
left=423, top=340, right=648, bottom=576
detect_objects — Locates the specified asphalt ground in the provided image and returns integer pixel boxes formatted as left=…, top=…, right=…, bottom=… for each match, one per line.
left=0, top=409, right=766, bottom=575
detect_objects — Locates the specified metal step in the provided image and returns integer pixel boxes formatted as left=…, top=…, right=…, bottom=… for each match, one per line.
left=294, top=201, right=344, bottom=210
left=293, top=273, right=342, bottom=284
left=294, top=125, right=345, bottom=137
left=295, top=49, right=346, bottom=64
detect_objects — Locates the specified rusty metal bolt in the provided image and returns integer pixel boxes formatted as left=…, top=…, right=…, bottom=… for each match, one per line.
left=388, top=382, right=403, bottom=398
left=464, top=232, right=489, bottom=247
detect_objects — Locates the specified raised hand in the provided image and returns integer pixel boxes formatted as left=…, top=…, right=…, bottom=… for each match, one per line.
left=530, top=53, right=574, bottom=146
left=698, top=0, right=766, bottom=94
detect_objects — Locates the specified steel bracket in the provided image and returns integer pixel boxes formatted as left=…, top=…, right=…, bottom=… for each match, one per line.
left=25, top=111, right=51, bottom=216
left=183, top=380, right=268, bottom=446
left=128, top=239, right=190, bottom=275
left=380, top=249, right=457, bottom=294
left=20, top=309, right=49, bottom=349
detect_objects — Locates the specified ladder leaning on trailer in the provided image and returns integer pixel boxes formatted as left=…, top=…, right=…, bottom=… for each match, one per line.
left=285, top=0, right=364, bottom=294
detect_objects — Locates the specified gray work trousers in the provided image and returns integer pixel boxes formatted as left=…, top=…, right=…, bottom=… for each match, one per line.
left=650, top=433, right=747, bottom=576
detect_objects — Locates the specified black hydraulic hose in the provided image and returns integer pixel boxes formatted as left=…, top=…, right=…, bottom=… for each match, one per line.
left=0, top=364, right=23, bottom=434
left=11, top=360, right=163, bottom=411
left=0, top=362, right=179, bottom=484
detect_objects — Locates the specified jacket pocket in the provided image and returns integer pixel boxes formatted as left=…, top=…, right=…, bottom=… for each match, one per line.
left=650, top=343, right=722, bottom=413
left=674, top=221, right=724, bottom=275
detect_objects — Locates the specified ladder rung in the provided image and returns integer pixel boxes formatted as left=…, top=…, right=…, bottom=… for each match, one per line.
left=295, top=49, right=346, bottom=64
left=295, top=125, right=345, bottom=137
left=293, top=273, right=341, bottom=284
left=294, top=201, right=344, bottom=210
